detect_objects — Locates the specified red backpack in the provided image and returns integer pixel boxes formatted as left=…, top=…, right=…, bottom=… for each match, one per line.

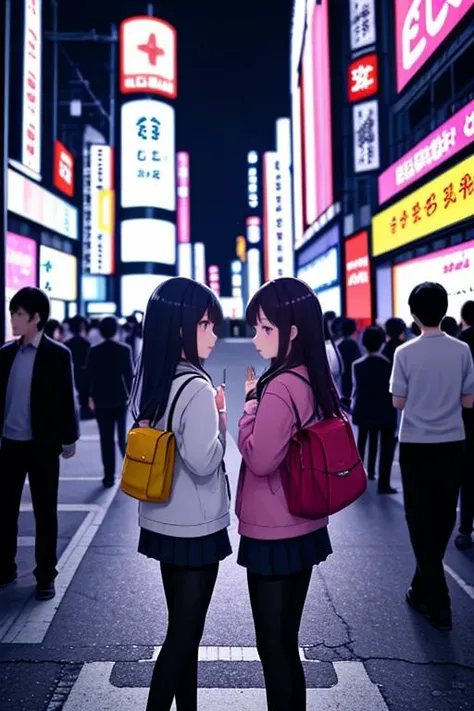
left=280, top=371, right=367, bottom=519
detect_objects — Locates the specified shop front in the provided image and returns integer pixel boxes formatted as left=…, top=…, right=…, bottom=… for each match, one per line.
left=296, top=223, right=342, bottom=315
left=372, top=154, right=474, bottom=324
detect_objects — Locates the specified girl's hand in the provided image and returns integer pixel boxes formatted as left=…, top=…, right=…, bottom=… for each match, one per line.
left=244, top=399, right=258, bottom=415
left=245, top=378, right=257, bottom=399
left=215, top=385, right=226, bottom=412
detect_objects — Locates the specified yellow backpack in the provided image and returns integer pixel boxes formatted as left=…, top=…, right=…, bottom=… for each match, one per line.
left=121, top=374, right=204, bottom=503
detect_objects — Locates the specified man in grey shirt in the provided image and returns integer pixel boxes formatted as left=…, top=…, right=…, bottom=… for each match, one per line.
left=0, top=288, right=78, bottom=601
left=390, top=282, right=474, bottom=632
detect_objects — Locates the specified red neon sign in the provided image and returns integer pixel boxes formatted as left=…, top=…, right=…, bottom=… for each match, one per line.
left=348, top=54, right=378, bottom=103
left=53, top=140, right=74, bottom=198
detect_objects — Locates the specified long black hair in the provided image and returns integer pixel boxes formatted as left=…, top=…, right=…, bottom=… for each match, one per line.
left=131, top=277, right=223, bottom=426
left=246, top=278, right=342, bottom=419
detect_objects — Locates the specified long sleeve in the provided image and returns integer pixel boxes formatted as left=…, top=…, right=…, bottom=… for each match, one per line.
left=59, top=349, right=80, bottom=446
left=238, top=383, right=295, bottom=477
left=177, top=382, right=224, bottom=477
left=123, top=345, right=134, bottom=396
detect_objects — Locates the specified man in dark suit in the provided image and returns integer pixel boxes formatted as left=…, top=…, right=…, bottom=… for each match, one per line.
left=85, top=316, right=134, bottom=488
left=0, top=288, right=79, bottom=600
left=457, top=300, right=474, bottom=549
left=382, top=317, right=407, bottom=365
left=65, top=315, right=91, bottom=419
left=352, top=326, right=398, bottom=494
left=338, top=318, right=362, bottom=410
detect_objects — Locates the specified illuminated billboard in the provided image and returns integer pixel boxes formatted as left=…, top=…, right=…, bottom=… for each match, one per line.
left=5, top=233, right=38, bottom=340
left=349, top=0, right=376, bottom=50
left=348, top=54, right=378, bottom=103
left=121, top=274, right=168, bottom=316
left=177, top=152, right=190, bottom=243
left=121, top=99, right=176, bottom=210
left=247, top=247, right=261, bottom=299
left=247, top=151, right=259, bottom=210
left=291, top=85, right=304, bottom=248
left=395, top=0, right=474, bottom=93
left=120, top=16, right=177, bottom=98
left=297, top=247, right=341, bottom=316
left=263, top=152, right=294, bottom=281
left=246, top=216, right=261, bottom=244
left=353, top=100, right=380, bottom=173
left=121, top=218, right=176, bottom=265
left=379, top=98, right=474, bottom=204
left=54, top=141, right=74, bottom=198
left=90, top=145, right=115, bottom=275
left=178, top=243, right=192, bottom=278
left=393, top=240, right=474, bottom=324
left=22, top=0, right=42, bottom=177
left=344, top=231, right=372, bottom=323
left=208, top=265, right=220, bottom=296
left=193, top=243, right=206, bottom=283
left=39, top=246, right=77, bottom=302
left=372, top=154, right=474, bottom=257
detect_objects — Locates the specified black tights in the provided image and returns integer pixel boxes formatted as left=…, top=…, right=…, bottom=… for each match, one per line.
left=248, top=568, right=312, bottom=711
left=146, top=562, right=219, bottom=711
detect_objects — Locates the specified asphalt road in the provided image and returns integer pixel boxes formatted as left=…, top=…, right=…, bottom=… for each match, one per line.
left=1, top=339, right=474, bottom=710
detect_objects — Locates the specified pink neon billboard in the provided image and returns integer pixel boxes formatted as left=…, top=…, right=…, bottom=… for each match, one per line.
left=6, top=232, right=37, bottom=292
left=312, top=0, right=333, bottom=219
left=177, top=151, right=190, bottom=244
left=395, top=0, right=474, bottom=93
left=379, top=97, right=474, bottom=203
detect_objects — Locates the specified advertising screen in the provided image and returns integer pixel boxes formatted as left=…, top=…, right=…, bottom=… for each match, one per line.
left=22, top=0, right=42, bottom=176
left=395, top=0, right=474, bottom=93
left=54, top=141, right=74, bottom=197
left=121, top=218, right=176, bottom=265
left=263, top=152, right=294, bottom=281
left=90, top=145, right=115, bottom=274
left=120, top=16, right=177, bottom=98
left=345, top=231, right=372, bottom=324
left=8, top=169, right=78, bottom=240
left=121, top=274, right=169, bottom=316
left=393, top=240, right=474, bottom=323
left=177, top=152, right=190, bottom=244
left=297, top=246, right=339, bottom=293
left=5, top=233, right=38, bottom=341
left=39, top=246, right=77, bottom=302
left=301, top=0, right=333, bottom=225
left=379, top=98, right=474, bottom=204
left=372, top=153, right=474, bottom=257
left=121, top=99, right=176, bottom=210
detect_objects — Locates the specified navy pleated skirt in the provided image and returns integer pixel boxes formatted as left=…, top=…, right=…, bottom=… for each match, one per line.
left=138, top=527, right=232, bottom=567
left=237, top=527, right=332, bottom=576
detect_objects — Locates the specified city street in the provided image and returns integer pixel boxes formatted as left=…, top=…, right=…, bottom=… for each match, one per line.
left=1, top=340, right=474, bottom=711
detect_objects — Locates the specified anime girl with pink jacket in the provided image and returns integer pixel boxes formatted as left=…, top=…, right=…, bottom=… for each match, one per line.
left=236, top=277, right=342, bottom=711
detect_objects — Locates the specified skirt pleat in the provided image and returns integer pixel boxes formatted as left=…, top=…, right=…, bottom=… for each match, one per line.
left=138, top=527, right=232, bottom=567
left=237, top=527, right=332, bottom=576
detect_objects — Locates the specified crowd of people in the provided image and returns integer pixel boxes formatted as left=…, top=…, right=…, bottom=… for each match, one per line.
left=1, top=279, right=473, bottom=711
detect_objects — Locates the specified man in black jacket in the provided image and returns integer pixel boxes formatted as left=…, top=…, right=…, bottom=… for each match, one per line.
left=0, top=288, right=79, bottom=600
left=65, top=315, right=91, bottom=419
left=338, top=318, right=362, bottom=410
left=85, top=316, right=134, bottom=488
left=352, top=326, right=398, bottom=494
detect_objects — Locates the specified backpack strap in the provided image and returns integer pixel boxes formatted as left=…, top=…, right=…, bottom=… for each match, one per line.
left=166, top=374, right=206, bottom=432
left=272, top=369, right=312, bottom=430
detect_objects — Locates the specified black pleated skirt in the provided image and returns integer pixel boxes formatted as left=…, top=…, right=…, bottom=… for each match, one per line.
left=138, top=527, right=232, bottom=567
left=237, top=527, right=332, bottom=576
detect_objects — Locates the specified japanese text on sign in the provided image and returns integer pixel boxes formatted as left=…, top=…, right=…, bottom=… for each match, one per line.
left=353, top=100, right=380, bottom=172
left=372, top=154, right=474, bottom=257
left=348, top=54, right=378, bottom=102
left=349, top=0, right=376, bottom=50
left=22, top=0, right=42, bottom=175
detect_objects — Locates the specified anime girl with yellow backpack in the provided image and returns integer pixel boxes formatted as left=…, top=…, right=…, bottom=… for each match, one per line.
left=122, top=277, right=230, bottom=711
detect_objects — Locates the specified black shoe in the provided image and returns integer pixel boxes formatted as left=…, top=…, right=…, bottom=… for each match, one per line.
left=102, top=477, right=115, bottom=488
left=429, top=608, right=452, bottom=631
left=0, top=572, right=17, bottom=588
left=377, top=486, right=398, bottom=495
left=367, top=473, right=376, bottom=481
left=405, top=588, right=430, bottom=617
left=454, top=534, right=473, bottom=550
left=35, top=581, right=55, bottom=601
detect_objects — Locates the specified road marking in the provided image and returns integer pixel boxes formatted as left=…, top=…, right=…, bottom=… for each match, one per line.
left=138, top=646, right=310, bottom=663
left=0, top=486, right=121, bottom=644
left=61, top=660, right=389, bottom=711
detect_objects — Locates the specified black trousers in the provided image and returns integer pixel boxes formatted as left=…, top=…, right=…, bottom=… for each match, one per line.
left=0, top=439, right=60, bottom=583
left=95, top=406, right=127, bottom=479
left=399, top=441, right=465, bottom=610
left=357, top=424, right=396, bottom=489
left=460, top=414, right=474, bottom=536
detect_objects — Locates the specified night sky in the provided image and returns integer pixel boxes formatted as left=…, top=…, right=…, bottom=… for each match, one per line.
left=55, top=0, right=293, bottom=294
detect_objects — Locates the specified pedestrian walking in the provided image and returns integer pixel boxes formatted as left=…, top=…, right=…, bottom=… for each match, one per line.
left=65, top=315, right=91, bottom=419
left=236, top=277, right=336, bottom=711
left=352, top=326, right=397, bottom=493
left=324, top=317, right=343, bottom=393
left=456, top=300, right=474, bottom=549
left=382, top=317, right=407, bottom=365
left=0, top=288, right=78, bottom=601
left=85, top=316, right=134, bottom=488
left=130, top=277, right=231, bottom=711
left=337, top=317, right=362, bottom=411
left=44, top=319, right=64, bottom=342
left=441, top=316, right=460, bottom=337
left=390, top=282, right=474, bottom=630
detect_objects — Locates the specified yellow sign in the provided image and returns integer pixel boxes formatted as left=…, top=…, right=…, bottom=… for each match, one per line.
left=372, top=154, right=474, bottom=257
left=236, top=235, right=247, bottom=262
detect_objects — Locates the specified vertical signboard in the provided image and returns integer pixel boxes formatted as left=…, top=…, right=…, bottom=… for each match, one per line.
left=193, top=242, right=206, bottom=283
left=90, top=145, right=115, bottom=275
left=247, top=151, right=259, bottom=209
left=349, top=0, right=376, bottom=50
left=121, top=99, right=175, bottom=210
left=54, top=141, right=74, bottom=197
left=348, top=54, right=379, bottom=102
left=208, top=265, right=220, bottom=296
left=344, top=231, right=372, bottom=324
left=5, top=233, right=38, bottom=341
left=246, top=216, right=261, bottom=244
left=177, top=152, right=190, bottom=243
left=353, top=99, right=380, bottom=172
left=22, top=0, right=42, bottom=177
left=247, top=247, right=261, bottom=299
left=291, top=84, right=304, bottom=247
left=178, top=242, right=192, bottom=278
left=120, top=16, right=177, bottom=98
left=263, top=152, right=294, bottom=281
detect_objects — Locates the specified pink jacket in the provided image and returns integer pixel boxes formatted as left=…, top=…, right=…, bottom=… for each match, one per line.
left=236, top=365, right=329, bottom=540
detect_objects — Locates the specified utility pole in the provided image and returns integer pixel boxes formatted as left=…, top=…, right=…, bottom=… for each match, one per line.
left=1, top=0, right=11, bottom=344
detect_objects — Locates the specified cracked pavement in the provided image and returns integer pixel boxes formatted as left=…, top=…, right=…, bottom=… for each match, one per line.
left=1, top=341, right=474, bottom=710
